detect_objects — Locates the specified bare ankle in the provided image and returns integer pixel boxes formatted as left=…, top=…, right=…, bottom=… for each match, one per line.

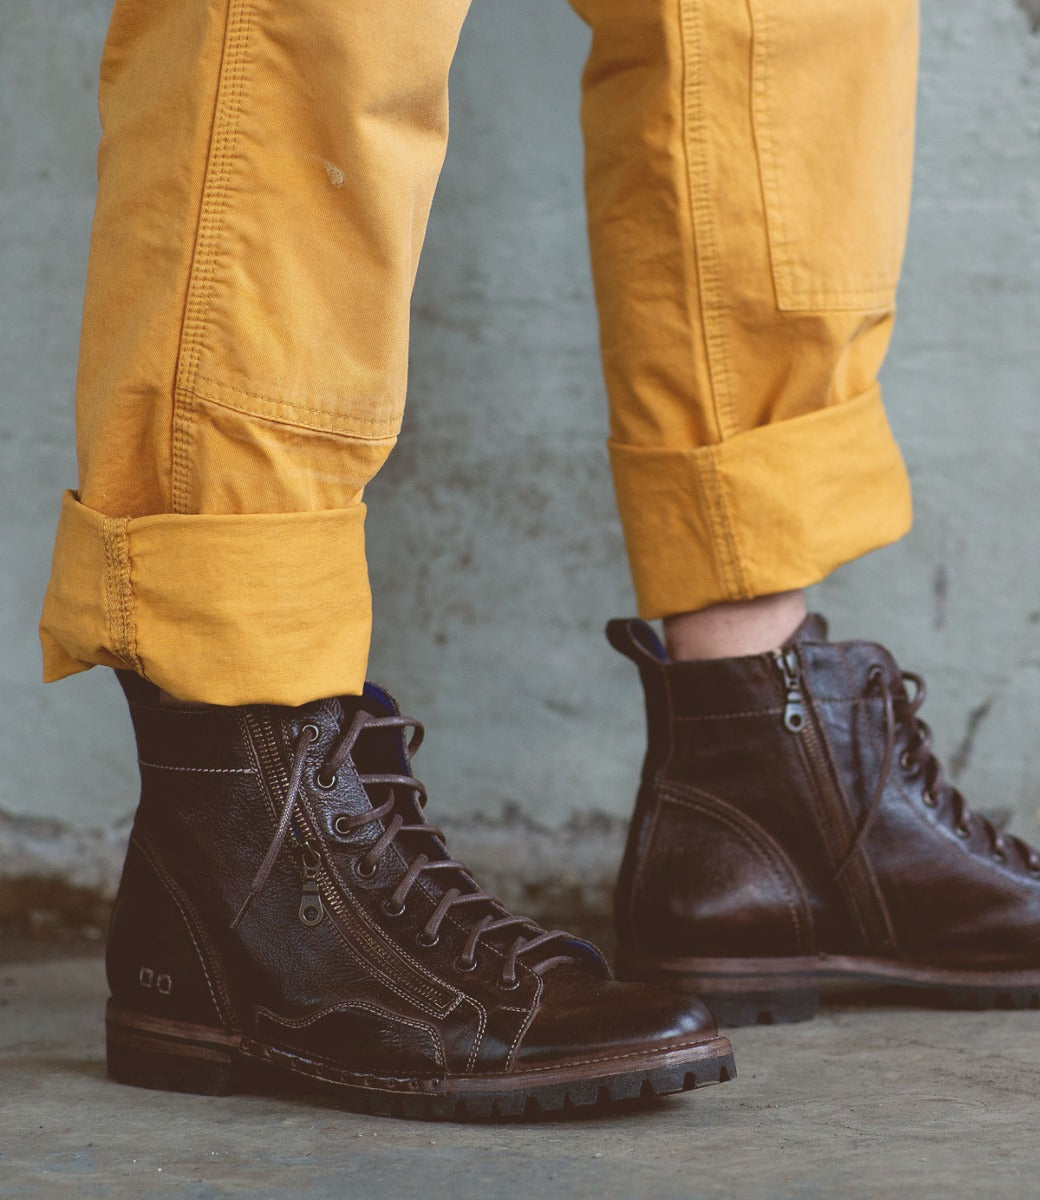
left=663, top=591, right=807, bottom=661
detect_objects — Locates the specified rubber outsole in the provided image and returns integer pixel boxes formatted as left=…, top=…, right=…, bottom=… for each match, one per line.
left=105, top=1002, right=735, bottom=1121
left=618, top=952, right=1040, bottom=1026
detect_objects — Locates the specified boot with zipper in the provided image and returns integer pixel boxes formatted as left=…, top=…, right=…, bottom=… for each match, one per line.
left=104, top=670, right=734, bottom=1119
left=608, top=614, right=1040, bottom=1025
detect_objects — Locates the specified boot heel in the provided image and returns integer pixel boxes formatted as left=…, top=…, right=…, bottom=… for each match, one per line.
left=617, top=954, right=821, bottom=1026
left=106, top=1001, right=241, bottom=1096
left=696, top=985, right=820, bottom=1027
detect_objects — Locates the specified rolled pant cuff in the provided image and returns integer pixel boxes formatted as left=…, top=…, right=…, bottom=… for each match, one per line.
left=609, top=386, right=913, bottom=619
left=39, top=491, right=371, bottom=705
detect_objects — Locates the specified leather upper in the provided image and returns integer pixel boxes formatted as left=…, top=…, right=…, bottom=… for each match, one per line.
left=610, top=615, right=1040, bottom=969
left=107, top=671, right=717, bottom=1081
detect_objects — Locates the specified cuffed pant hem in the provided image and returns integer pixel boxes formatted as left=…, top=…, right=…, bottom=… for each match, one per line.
left=610, top=385, right=913, bottom=619
left=39, top=491, right=372, bottom=706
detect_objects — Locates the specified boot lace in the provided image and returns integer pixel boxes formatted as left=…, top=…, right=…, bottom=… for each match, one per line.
left=836, top=668, right=1040, bottom=878
left=232, top=708, right=586, bottom=988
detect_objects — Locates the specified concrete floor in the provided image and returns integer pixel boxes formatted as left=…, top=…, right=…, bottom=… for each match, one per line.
left=1, top=950, right=1038, bottom=1199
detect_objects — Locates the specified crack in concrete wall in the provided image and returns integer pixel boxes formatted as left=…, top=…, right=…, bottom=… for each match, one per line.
left=949, top=695, right=997, bottom=780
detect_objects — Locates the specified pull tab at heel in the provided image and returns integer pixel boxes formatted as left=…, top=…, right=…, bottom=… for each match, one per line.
left=605, top=618, right=669, bottom=667
left=605, top=618, right=673, bottom=787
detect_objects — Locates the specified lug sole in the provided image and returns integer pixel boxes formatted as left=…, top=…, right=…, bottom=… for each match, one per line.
left=105, top=1001, right=735, bottom=1120
left=618, top=953, right=1040, bottom=1026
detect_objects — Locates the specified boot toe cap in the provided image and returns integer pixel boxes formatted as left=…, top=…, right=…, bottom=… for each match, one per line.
left=512, top=972, right=718, bottom=1069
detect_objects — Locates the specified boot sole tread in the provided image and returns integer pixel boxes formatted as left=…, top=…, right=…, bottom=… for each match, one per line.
left=105, top=1001, right=735, bottom=1120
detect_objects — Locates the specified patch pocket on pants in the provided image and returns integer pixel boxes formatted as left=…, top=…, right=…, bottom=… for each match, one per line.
left=749, top=0, right=918, bottom=312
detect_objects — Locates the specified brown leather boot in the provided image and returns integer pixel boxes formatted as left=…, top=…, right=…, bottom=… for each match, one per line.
left=608, top=615, right=1040, bottom=1025
left=105, top=673, right=733, bottom=1118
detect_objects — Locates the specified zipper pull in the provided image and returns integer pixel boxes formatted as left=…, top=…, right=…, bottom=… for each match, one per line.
left=298, top=843, right=325, bottom=927
left=772, top=649, right=806, bottom=733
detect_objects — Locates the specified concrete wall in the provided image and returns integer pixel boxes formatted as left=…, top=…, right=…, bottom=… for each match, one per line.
left=2, top=1, right=1040, bottom=918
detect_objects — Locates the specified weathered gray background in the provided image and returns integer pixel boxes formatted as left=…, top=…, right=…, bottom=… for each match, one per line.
left=2, top=0, right=1039, bottom=925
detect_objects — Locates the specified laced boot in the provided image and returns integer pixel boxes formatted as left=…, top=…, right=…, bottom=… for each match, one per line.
left=608, top=615, right=1040, bottom=1026
left=104, top=672, right=734, bottom=1118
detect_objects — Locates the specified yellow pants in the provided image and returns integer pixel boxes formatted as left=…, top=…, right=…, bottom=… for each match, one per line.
left=40, top=0, right=917, bottom=706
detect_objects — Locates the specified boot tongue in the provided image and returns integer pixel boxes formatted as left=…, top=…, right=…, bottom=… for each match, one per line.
left=323, top=685, right=418, bottom=822
left=333, top=684, right=442, bottom=840
left=342, top=684, right=408, bottom=764
left=783, top=612, right=829, bottom=646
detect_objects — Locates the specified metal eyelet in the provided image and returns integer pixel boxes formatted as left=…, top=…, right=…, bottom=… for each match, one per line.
left=454, top=956, right=477, bottom=974
left=992, top=848, right=1007, bottom=863
left=315, top=772, right=338, bottom=791
left=416, top=930, right=440, bottom=949
left=922, top=790, right=938, bottom=809
left=332, top=814, right=354, bottom=838
left=382, top=898, right=406, bottom=918
left=300, top=723, right=321, bottom=742
left=354, top=857, right=377, bottom=879
left=955, top=824, right=970, bottom=840
left=899, top=750, right=913, bottom=772
left=497, top=976, right=520, bottom=992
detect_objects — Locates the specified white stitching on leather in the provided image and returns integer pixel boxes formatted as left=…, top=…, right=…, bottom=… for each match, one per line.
left=133, top=832, right=233, bottom=1024
left=254, top=1001, right=445, bottom=1071
left=658, top=783, right=813, bottom=955
left=505, top=974, right=544, bottom=1070
left=139, top=760, right=255, bottom=774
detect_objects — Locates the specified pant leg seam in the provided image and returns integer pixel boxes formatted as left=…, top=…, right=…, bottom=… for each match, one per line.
left=102, top=517, right=143, bottom=675
left=678, top=0, right=736, bottom=443
left=101, top=519, right=121, bottom=660
left=172, top=0, right=257, bottom=515
left=701, top=448, right=750, bottom=601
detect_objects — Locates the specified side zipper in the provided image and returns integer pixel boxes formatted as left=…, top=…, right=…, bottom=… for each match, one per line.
left=243, top=712, right=456, bottom=1014
left=772, top=648, right=895, bottom=950
left=244, top=712, right=330, bottom=931
left=773, top=649, right=807, bottom=732
left=298, top=839, right=326, bottom=927
left=290, top=812, right=367, bottom=935
left=772, top=647, right=854, bottom=855
left=294, top=820, right=371, bottom=938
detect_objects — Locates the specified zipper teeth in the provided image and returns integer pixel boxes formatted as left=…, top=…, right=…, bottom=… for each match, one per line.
left=313, top=858, right=358, bottom=929
left=304, top=817, right=454, bottom=1013
left=801, top=722, right=848, bottom=835
left=803, top=710, right=896, bottom=950
left=247, top=714, right=292, bottom=803
left=290, top=803, right=361, bottom=931
left=772, top=652, right=855, bottom=860
left=249, top=714, right=312, bottom=854
left=287, top=802, right=369, bottom=934
left=774, top=650, right=894, bottom=950
left=249, top=713, right=334, bottom=861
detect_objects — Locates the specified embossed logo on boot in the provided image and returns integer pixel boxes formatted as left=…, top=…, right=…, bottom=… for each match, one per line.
left=138, top=966, right=173, bottom=995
